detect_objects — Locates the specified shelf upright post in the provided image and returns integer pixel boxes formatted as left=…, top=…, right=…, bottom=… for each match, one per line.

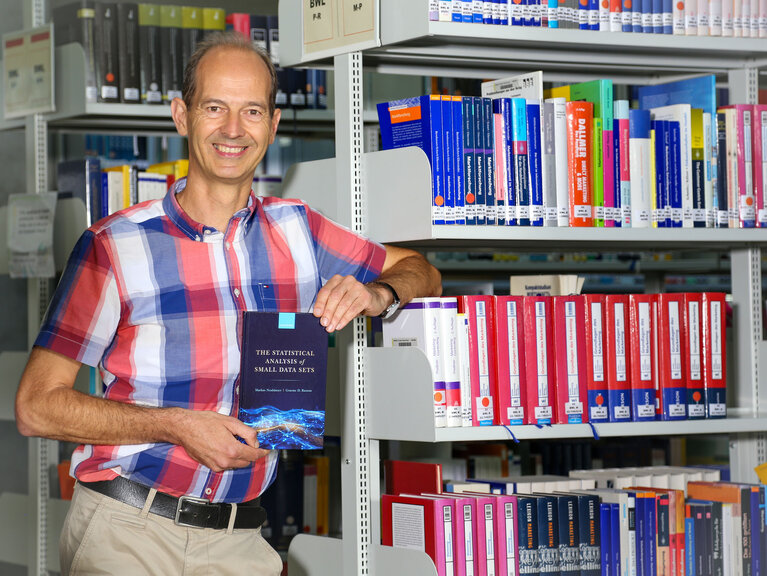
left=726, top=65, right=767, bottom=483
left=334, top=51, right=374, bottom=576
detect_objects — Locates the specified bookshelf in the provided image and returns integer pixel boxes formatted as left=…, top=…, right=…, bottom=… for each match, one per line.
left=279, top=0, right=767, bottom=575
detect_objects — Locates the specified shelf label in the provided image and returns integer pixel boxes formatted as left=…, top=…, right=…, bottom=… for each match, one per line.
left=3, top=24, right=55, bottom=119
left=303, top=0, right=377, bottom=56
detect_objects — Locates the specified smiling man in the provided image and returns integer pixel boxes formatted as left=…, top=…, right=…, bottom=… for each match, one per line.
left=16, top=32, right=440, bottom=575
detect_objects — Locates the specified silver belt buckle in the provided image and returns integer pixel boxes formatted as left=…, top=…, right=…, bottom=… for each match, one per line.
left=175, top=495, right=210, bottom=528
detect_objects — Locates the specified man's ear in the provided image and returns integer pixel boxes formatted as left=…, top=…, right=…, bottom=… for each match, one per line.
left=269, top=108, right=281, bottom=145
left=170, top=97, right=188, bottom=137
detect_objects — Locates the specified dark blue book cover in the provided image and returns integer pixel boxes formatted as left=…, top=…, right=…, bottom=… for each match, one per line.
left=613, top=119, right=622, bottom=227
left=600, top=503, right=612, bottom=576
left=685, top=511, right=696, bottom=576
left=261, top=450, right=304, bottom=550
left=556, top=493, right=581, bottom=576
left=537, top=494, right=560, bottom=576
left=452, top=96, right=466, bottom=225
left=644, top=492, right=656, bottom=576
left=716, top=112, right=729, bottom=228
left=527, top=100, right=544, bottom=226
left=669, top=120, right=683, bottom=228
left=610, top=503, right=620, bottom=576
left=576, top=493, right=601, bottom=576
left=652, top=120, right=668, bottom=228
left=462, top=96, right=478, bottom=225
left=483, top=97, right=497, bottom=225
left=57, top=156, right=102, bottom=227
left=502, top=97, right=517, bottom=226
left=631, top=491, right=646, bottom=576
left=442, top=95, right=454, bottom=225
left=239, top=311, right=328, bottom=450
left=518, top=494, right=541, bottom=575
left=474, top=96, right=487, bottom=225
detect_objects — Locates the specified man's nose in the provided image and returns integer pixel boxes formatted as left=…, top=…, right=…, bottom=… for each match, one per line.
left=220, top=111, right=246, bottom=139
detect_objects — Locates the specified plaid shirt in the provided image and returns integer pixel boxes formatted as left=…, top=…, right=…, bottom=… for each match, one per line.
left=35, top=178, right=386, bottom=503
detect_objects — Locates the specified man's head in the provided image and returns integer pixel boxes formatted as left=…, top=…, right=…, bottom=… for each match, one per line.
left=182, top=32, right=278, bottom=117
left=170, top=32, right=281, bottom=192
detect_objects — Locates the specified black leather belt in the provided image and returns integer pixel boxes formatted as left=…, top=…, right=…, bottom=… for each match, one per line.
left=80, top=476, right=266, bottom=530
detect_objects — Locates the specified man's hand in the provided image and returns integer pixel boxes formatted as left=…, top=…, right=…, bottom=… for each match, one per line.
left=169, top=409, right=271, bottom=473
left=312, top=274, right=388, bottom=332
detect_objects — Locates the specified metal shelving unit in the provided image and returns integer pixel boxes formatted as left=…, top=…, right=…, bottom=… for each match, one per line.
left=279, top=1, right=767, bottom=575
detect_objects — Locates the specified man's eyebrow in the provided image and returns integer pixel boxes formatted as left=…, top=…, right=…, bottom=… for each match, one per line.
left=197, top=98, right=267, bottom=108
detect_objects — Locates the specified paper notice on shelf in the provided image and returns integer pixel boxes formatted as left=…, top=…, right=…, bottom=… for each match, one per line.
left=7, top=192, right=57, bottom=278
left=302, top=0, right=377, bottom=56
left=510, top=274, right=584, bottom=296
left=3, top=24, right=55, bottom=119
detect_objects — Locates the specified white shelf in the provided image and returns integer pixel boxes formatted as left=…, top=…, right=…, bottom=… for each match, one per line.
left=366, top=347, right=766, bottom=442
left=0, top=493, right=68, bottom=572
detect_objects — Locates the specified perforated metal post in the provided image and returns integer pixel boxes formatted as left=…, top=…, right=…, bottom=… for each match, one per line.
left=334, top=52, right=371, bottom=575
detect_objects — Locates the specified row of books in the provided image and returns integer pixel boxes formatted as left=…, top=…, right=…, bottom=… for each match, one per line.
left=52, top=3, right=326, bottom=109
left=379, top=72, right=765, bottom=228
left=382, top=292, right=727, bottom=428
left=384, top=461, right=767, bottom=576
left=428, top=0, right=767, bottom=35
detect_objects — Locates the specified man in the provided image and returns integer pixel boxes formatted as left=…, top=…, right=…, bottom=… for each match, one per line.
left=16, top=32, right=441, bottom=575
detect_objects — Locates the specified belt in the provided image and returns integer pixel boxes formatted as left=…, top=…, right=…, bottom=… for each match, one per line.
left=80, top=476, right=267, bottom=530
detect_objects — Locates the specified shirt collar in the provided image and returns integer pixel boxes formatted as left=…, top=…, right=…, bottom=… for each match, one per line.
left=163, top=177, right=259, bottom=241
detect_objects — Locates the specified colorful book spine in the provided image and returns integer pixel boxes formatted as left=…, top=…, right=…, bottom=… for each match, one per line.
left=483, top=97, right=497, bottom=225
left=754, top=105, right=767, bottom=227
left=682, top=292, right=706, bottom=420
left=584, top=294, right=609, bottom=423
left=440, top=298, right=463, bottom=428
left=453, top=96, right=467, bottom=225
left=604, top=119, right=616, bottom=227
left=553, top=296, right=588, bottom=424
left=459, top=296, right=497, bottom=426
left=493, top=110, right=508, bottom=226
left=512, top=98, right=531, bottom=226
left=702, top=292, right=727, bottom=418
left=457, top=313, right=474, bottom=427
left=605, top=295, right=632, bottom=422
left=691, top=109, right=708, bottom=227
left=463, top=97, right=479, bottom=225
left=549, top=97, right=570, bottom=226
left=527, top=99, right=545, bottom=226
left=669, top=120, right=683, bottom=227
left=474, top=96, right=487, bottom=225
left=494, top=296, right=528, bottom=425
left=716, top=111, right=730, bottom=227
left=656, top=293, right=688, bottom=421
left=442, top=95, right=455, bottom=225
left=615, top=100, right=632, bottom=227
left=629, top=109, right=653, bottom=228
left=523, top=296, right=556, bottom=425
left=629, top=294, right=657, bottom=422
left=566, top=101, right=594, bottom=226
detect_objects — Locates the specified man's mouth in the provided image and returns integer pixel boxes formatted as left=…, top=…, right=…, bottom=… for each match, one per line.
left=213, top=144, right=248, bottom=155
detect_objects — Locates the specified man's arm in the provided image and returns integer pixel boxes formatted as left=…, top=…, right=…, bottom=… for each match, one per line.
left=15, top=347, right=269, bottom=473
left=312, top=244, right=442, bottom=332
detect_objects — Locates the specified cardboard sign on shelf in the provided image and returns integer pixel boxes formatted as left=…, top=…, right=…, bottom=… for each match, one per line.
left=302, top=0, right=378, bottom=56
left=6, top=192, right=57, bottom=279
left=2, top=24, right=55, bottom=119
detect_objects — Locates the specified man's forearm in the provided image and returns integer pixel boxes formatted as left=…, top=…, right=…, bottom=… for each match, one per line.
left=375, top=252, right=442, bottom=306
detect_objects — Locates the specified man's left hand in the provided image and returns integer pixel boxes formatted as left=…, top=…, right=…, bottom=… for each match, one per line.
left=312, top=275, right=388, bottom=332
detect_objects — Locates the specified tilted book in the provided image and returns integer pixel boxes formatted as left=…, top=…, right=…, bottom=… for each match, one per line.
left=238, top=312, right=328, bottom=450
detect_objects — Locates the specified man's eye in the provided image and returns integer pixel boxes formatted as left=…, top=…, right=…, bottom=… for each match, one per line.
left=207, top=106, right=221, bottom=113
left=248, top=109, right=264, bottom=117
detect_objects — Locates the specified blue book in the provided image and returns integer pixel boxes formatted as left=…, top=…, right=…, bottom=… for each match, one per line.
left=589, top=0, right=599, bottom=28
left=453, top=0, right=465, bottom=21
left=575, top=493, right=601, bottom=576
left=100, top=171, right=109, bottom=219
left=56, top=156, right=103, bottom=226
left=612, top=119, right=622, bottom=227
left=527, top=100, right=544, bottom=226
left=622, top=0, right=634, bottom=31
left=502, top=98, right=517, bottom=226
left=685, top=512, right=696, bottom=576
left=499, top=0, right=510, bottom=24
left=484, top=0, right=494, bottom=22
left=538, top=495, right=560, bottom=576
left=474, top=96, right=487, bottom=225
left=644, top=493, right=657, bottom=576
left=442, top=96, right=455, bottom=225
left=632, top=0, right=642, bottom=32
left=652, top=120, right=669, bottom=228
left=610, top=503, right=621, bottom=576
left=601, top=503, right=612, bottom=576
left=556, top=493, right=581, bottom=576
left=662, top=0, right=672, bottom=32
left=462, top=0, right=474, bottom=21
left=518, top=494, right=541, bottom=575
left=525, top=0, right=537, bottom=25
left=512, top=0, right=526, bottom=25
left=462, top=97, right=479, bottom=225
left=238, top=312, right=328, bottom=450
left=631, top=491, right=646, bottom=576
left=641, top=0, right=653, bottom=32
left=483, top=97, right=497, bottom=225
left=474, top=0, right=485, bottom=22
left=669, top=120, right=683, bottom=227
left=547, top=0, right=559, bottom=27
left=652, top=0, right=663, bottom=32
left=579, top=0, right=590, bottom=28
left=452, top=96, right=466, bottom=225
left=493, top=0, right=503, bottom=24
left=378, top=95, right=445, bottom=224
left=716, top=112, right=729, bottom=228
left=511, top=98, right=531, bottom=226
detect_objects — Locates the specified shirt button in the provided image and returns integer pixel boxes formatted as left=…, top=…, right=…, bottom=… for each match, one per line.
left=204, top=229, right=212, bottom=235
left=205, top=488, right=212, bottom=495
left=234, top=288, right=241, bottom=297
left=195, top=235, right=201, bottom=242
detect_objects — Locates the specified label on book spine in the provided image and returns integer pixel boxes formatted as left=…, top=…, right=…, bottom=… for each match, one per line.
left=475, top=300, right=494, bottom=423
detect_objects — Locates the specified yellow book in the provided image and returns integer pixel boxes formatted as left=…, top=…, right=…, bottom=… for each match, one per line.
left=650, top=129, right=658, bottom=227
left=202, top=7, right=226, bottom=32
left=690, top=108, right=705, bottom=226
left=304, top=455, right=330, bottom=536
left=543, top=85, right=571, bottom=100
left=147, top=159, right=189, bottom=181
left=104, top=165, right=135, bottom=210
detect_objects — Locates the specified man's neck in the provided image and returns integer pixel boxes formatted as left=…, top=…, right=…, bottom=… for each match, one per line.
left=176, top=177, right=252, bottom=233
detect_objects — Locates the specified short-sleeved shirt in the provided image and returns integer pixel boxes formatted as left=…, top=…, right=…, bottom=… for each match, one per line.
left=35, top=178, right=386, bottom=503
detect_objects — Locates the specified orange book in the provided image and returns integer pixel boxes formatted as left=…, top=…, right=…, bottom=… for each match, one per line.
left=566, top=101, right=594, bottom=226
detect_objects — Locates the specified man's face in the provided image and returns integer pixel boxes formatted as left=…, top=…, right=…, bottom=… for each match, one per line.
left=173, top=47, right=280, bottom=189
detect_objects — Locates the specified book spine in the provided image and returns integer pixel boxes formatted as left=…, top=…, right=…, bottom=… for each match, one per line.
left=630, top=109, right=653, bottom=228
left=493, top=107, right=508, bottom=226
left=703, top=112, right=716, bottom=227
left=524, top=297, right=555, bottom=425
left=739, top=106, right=757, bottom=227
left=558, top=495, right=580, bottom=576
left=629, top=294, right=658, bottom=421
left=95, top=3, right=120, bottom=103
left=702, top=292, right=727, bottom=418
left=753, top=105, right=767, bottom=227
left=657, top=294, right=688, bottom=421
left=138, top=4, right=162, bottom=104
left=463, top=296, right=496, bottom=426
left=430, top=95, right=447, bottom=225
left=553, top=296, right=588, bottom=424
left=483, top=98, right=497, bottom=225
left=495, top=297, right=527, bottom=425
left=669, top=121, right=683, bottom=227
left=543, top=101, right=559, bottom=226
left=457, top=313, right=474, bottom=427
left=606, top=295, right=632, bottom=422
left=604, top=122, right=616, bottom=227
left=711, top=0, right=724, bottom=32
left=519, top=496, right=541, bottom=576
left=442, top=95, right=455, bottom=225
left=593, top=117, right=605, bottom=227
left=584, top=294, right=609, bottom=423
left=717, top=111, right=730, bottom=227
left=601, top=504, right=613, bottom=576
left=551, top=98, right=571, bottom=226
left=512, top=98, right=531, bottom=226
left=652, top=120, right=669, bottom=227
left=117, top=4, right=140, bottom=103
left=726, top=108, right=740, bottom=227
left=527, top=100, right=545, bottom=226
left=684, top=293, right=706, bottom=419
left=538, top=497, right=560, bottom=576
left=441, top=299, right=463, bottom=428
left=502, top=98, right=518, bottom=226
left=624, top=0, right=637, bottom=30
left=463, top=97, right=478, bottom=226
left=691, top=110, right=708, bottom=227
left=474, top=96, right=487, bottom=225
left=580, top=495, right=601, bottom=576
left=566, top=101, right=594, bottom=227
left=615, top=101, right=632, bottom=226
left=674, top=0, right=687, bottom=31
left=453, top=96, right=467, bottom=225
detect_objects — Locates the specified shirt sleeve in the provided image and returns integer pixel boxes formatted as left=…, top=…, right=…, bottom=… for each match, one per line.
left=34, top=229, right=121, bottom=368
left=304, top=204, right=387, bottom=284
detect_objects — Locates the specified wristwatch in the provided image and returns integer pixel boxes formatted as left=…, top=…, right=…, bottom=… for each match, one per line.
left=371, top=281, right=401, bottom=319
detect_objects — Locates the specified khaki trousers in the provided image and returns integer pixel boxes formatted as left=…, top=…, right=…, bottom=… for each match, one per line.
left=60, top=483, right=283, bottom=576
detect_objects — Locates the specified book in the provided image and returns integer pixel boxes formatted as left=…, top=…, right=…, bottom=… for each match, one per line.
left=630, top=109, right=653, bottom=228
left=181, top=7, right=204, bottom=70
left=462, top=97, right=479, bottom=225
left=650, top=104, right=694, bottom=227
left=440, top=298, right=463, bottom=427
left=721, top=104, right=758, bottom=227
left=584, top=294, right=609, bottom=423
left=136, top=171, right=170, bottom=203
left=378, top=96, right=445, bottom=224
left=458, top=296, right=497, bottom=426
left=53, top=1, right=98, bottom=103
left=381, top=494, right=457, bottom=576
left=138, top=3, right=162, bottom=104
left=552, top=295, right=588, bottom=424
left=527, top=99, right=545, bottom=226
left=682, top=292, right=706, bottom=419
left=604, top=296, right=631, bottom=423
left=702, top=292, right=727, bottom=418
left=56, top=157, right=102, bottom=227
left=717, top=110, right=731, bottom=227
left=456, top=313, right=474, bottom=427
left=689, top=108, right=707, bottom=227
left=523, top=296, right=556, bottom=425
left=548, top=97, right=571, bottom=226
left=614, top=100, right=632, bottom=226
left=159, top=5, right=183, bottom=102
left=384, top=460, right=444, bottom=495
left=303, top=454, right=329, bottom=535
left=517, top=493, right=541, bottom=576
left=383, top=298, right=447, bottom=428
left=116, top=3, right=140, bottom=103
left=566, top=100, right=594, bottom=226
left=202, top=7, right=226, bottom=38
left=94, top=2, right=119, bottom=103
left=420, top=493, right=471, bottom=576
left=754, top=104, right=767, bottom=226
left=512, top=97, right=531, bottom=226
left=536, top=494, right=560, bottom=576
left=261, top=450, right=304, bottom=551
left=601, top=502, right=613, bottom=576
left=238, top=312, right=328, bottom=450
left=629, top=294, right=657, bottom=422
left=494, top=296, right=528, bottom=425
left=656, top=293, right=688, bottom=421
